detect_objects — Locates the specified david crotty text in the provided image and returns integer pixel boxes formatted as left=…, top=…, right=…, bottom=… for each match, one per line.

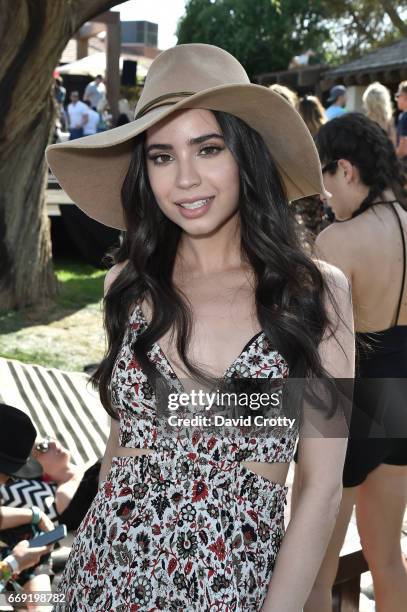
left=167, top=415, right=296, bottom=428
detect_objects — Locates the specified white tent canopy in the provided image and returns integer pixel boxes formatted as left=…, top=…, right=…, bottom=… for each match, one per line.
left=57, top=52, right=152, bottom=80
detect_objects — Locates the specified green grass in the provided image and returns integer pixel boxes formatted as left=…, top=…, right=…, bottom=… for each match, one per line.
left=0, top=258, right=106, bottom=371
left=54, top=258, right=105, bottom=309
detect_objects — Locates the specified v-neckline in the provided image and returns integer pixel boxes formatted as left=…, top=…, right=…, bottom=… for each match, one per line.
left=135, top=304, right=264, bottom=387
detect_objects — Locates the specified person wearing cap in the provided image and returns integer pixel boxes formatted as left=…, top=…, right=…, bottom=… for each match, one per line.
left=0, top=405, right=54, bottom=600
left=325, top=85, right=347, bottom=121
left=395, top=80, right=407, bottom=160
left=46, top=44, right=354, bottom=610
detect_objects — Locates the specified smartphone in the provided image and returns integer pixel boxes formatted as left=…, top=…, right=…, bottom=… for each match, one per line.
left=28, top=524, right=67, bottom=548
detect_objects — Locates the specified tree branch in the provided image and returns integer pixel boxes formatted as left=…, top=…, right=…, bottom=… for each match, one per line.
left=72, top=0, right=127, bottom=31
left=379, top=1, right=407, bottom=36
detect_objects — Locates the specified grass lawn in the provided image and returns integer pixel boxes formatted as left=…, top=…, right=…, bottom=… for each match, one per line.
left=0, top=258, right=106, bottom=372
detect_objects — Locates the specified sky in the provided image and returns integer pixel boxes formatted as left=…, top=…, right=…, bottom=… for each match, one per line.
left=112, top=0, right=188, bottom=49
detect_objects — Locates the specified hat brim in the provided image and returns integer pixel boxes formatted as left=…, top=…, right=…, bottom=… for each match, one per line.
left=0, top=456, right=43, bottom=480
left=46, top=83, right=328, bottom=230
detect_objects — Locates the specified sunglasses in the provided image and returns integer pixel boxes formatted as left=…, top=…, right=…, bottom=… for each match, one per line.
left=321, top=159, right=339, bottom=174
left=35, top=436, right=53, bottom=453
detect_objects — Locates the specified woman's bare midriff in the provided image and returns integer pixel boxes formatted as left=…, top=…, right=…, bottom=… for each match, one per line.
left=113, top=447, right=290, bottom=486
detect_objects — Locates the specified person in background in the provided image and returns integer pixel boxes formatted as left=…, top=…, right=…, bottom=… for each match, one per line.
left=298, top=95, right=327, bottom=139
left=301, top=113, right=407, bottom=612
left=395, top=81, right=407, bottom=161
left=84, top=74, right=106, bottom=111
left=54, top=76, right=66, bottom=107
left=31, top=437, right=101, bottom=532
left=0, top=405, right=54, bottom=609
left=115, top=113, right=130, bottom=127
left=272, top=86, right=328, bottom=252
left=66, top=91, right=88, bottom=140
left=325, top=84, right=347, bottom=120
left=83, top=100, right=100, bottom=136
left=269, top=83, right=299, bottom=109
left=363, top=81, right=396, bottom=145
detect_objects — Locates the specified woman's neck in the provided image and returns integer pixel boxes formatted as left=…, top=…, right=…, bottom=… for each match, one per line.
left=49, top=463, right=81, bottom=484
left=176, top=212, right=243, bottom=276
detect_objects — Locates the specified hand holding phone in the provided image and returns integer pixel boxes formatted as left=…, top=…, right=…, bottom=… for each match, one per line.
left=28, top=524, right=67, bottom=548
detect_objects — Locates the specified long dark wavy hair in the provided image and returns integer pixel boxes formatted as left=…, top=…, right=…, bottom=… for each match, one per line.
left=316, top=113, right=407, bottom=218
left=92, top=111, right=342, bottom=418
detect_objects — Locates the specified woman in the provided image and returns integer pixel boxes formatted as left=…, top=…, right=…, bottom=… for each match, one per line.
left=46, top=44, right=354, bottom=611
left=302, top=113, right=407, bottom=611
left=0, top=404, right=55, bottom=608
left=32, top=438, right=101, bottom=531
left=298, top=95, right=326, bottom=140
left=363, top=81, right=396, bottom=145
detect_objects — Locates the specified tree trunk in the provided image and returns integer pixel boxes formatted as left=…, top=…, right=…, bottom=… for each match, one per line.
left=0, top=0, right=125, bottom=311
left=379, top=1, right=407, bottom=37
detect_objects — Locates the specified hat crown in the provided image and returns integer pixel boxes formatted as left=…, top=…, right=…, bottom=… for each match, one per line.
left=0, top=404, right=36, bottom=468
left=135, top=44, right=250, bottom=118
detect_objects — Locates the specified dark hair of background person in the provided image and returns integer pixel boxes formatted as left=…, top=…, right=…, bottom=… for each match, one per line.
left=91, top=111, right=344, bottom=418
left=298, top=95, right=326, bottom=139
left=316, top=113, right=407, bottom=219
left=116, top=113, right=130, bottom=127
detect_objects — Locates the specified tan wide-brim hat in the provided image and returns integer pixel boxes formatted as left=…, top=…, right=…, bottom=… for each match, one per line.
left=46, top=43, right=327, bottom=230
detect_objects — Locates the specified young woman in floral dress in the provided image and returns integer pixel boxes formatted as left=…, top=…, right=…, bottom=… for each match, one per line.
left=46, top=44, right=354, bottom=611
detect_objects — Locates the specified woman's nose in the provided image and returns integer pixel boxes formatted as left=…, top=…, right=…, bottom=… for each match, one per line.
left=175, top=158, right=201, bottom=189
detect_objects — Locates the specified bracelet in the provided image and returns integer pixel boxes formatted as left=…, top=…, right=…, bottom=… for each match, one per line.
left=31, top=506, right=42, bottom=526
left=3, top=554, right=19, bottom=574
left=0, top=560, right=12, bottom=582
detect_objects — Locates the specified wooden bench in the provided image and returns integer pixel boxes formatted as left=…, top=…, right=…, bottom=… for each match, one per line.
left=333, top=545, right=369, bottom=611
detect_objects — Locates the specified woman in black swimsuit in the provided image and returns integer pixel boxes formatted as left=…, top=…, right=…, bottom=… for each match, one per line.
left=304, top=113, right=407, bottom=611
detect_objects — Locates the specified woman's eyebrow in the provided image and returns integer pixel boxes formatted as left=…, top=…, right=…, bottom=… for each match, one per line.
left=145, top=133, right=224, bottom=153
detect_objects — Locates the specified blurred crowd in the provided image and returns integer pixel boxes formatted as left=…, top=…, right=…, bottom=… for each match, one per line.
left=268, top=79, right=407, bottom=252
left=52, top=74, right=131, bottom=143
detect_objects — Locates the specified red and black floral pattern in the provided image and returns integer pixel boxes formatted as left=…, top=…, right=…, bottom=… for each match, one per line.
left=53, top=304, right=297, bottom=611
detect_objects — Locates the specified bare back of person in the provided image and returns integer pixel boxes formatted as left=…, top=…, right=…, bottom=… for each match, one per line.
left=317, top=200, right=407, bottom=332
left=110, top=260, right=290, bottom=486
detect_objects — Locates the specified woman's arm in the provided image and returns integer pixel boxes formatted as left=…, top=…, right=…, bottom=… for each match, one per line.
left=54, top=471, right=83, bottom=515
left=262, top=263, right=355, bottom=612
left=0, top=507, right=53, bottom=532
left=97, top=260, right=129, bottom=487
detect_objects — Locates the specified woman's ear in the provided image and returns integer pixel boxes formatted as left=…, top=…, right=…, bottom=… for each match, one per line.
left=337, top=159, right=354, bottom=183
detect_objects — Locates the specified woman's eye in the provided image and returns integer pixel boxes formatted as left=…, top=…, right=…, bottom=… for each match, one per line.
left=199, top=145, right=223, bottom=156
left=148, top=154, right=172, bottom=165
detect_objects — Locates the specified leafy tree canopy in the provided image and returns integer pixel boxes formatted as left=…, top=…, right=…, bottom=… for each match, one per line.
left=176, top=0, right=407, bottom=77
left=176, top=0, right=332, bottom=78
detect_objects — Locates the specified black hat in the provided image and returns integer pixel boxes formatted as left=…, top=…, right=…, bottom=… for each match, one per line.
left=0, top=404, right=43, bottom=479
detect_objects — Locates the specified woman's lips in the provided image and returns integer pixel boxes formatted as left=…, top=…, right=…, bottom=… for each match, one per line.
left=176, top=196, right=214, bottom=218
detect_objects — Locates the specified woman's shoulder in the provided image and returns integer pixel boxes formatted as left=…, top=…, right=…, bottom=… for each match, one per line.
left=104, top=260, right=129, bottom=296
left=314, top=259, right=351, bottom=293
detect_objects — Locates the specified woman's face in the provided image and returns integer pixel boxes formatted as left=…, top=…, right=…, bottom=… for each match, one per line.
left=145, top=109, right=240, bottom=236
left=322, top=159, right=361, bottom=221
left=32, top=438, right=70, bottom=478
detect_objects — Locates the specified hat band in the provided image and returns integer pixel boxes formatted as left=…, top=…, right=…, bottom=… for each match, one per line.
left=135, top=91, right=195, bottom=119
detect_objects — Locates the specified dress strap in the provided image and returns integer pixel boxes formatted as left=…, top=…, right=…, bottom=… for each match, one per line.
left=390, top=203, right=406, bottom=325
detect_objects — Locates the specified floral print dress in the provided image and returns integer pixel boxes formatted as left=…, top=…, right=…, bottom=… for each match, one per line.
left=53, top=305, right=298, bottom=611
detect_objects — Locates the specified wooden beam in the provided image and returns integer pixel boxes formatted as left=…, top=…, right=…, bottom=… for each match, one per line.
left=106, top=18, right=121, bottom=119
left=76, top=22, right=106, bottom=39
left=76, top=38, right=88, bottom=59
left=91, top=10, right=120, bottom=25
left=355, top=73, right=370, bottom=85
left=344, top=75, right=357, bottom=86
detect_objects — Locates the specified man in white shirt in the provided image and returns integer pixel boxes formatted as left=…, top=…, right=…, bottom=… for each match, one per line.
left=83, top=75, right=106, bottom=111
left=67, top=91, right=88, bottom=140
left=83, top=101, right=100, bottom=136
